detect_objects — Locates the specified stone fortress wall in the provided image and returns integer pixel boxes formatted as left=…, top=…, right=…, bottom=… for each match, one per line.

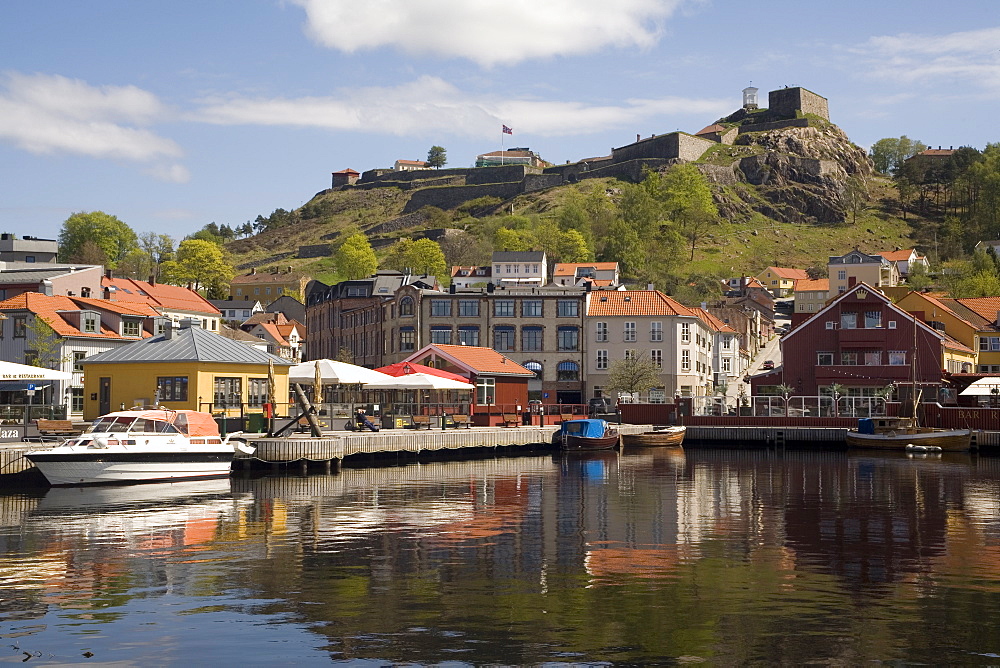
left=332, top=85, right=832, bottom=216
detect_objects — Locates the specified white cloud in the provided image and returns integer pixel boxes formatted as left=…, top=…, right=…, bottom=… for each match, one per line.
left=194, top=76, right=730, bottom=139
left=852, top=26, right=1000, bottom=90
left=144, top=164, right=191, bottom=184
left=0, top=72, right=185, bottom=173
left=290, top=0, right=690, bottom=66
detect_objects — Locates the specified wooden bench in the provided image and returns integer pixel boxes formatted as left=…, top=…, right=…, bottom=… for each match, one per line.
left=36, top=419, right=81, bottom=437
left=501, top=413, right=519, bottom=427
left=450, top=414, right=472, bottom=429
left=410, top=415, right=432, bottom=430
left=559, top=413, right=575, bottom=424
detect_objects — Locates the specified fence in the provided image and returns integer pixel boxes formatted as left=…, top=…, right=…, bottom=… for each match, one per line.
left=691, top=395, right=886, bottom=419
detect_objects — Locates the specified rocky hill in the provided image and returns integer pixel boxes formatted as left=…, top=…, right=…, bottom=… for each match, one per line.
left=224, top=114, right=904, bottom=286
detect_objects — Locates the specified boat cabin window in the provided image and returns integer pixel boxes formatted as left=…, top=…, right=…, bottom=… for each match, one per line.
left=88, top=416, right=138, bottom=433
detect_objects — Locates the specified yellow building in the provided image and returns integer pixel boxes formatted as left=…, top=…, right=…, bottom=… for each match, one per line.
left=793, top=278, right=830, bottom=315
left=896, top=291, right=985, bottom=374
left=230, top=266, right=310, bottom=302
left=756, top=266, right=809, bottom=298
left=81, top=318, right=291, bottom=420
left=828, top=249, right=899, bottom=299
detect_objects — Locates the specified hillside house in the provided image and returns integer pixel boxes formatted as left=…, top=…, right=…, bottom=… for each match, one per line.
left=827, top=249, right=899, bottom=298
left=552, top=262, right=620, bottom=288
left=230, top=266, right=310, bottom=302
left=210, top=298, right=264, bottom=324
left=492, top=251, right=546, bottom=287
left=394, top=159, right=427, bottom=171
left=331, top=168, right=360, bottom=187
left=756, top=266, right=809, bottom=298
left=877, top=248, right=929, bottom=280
left=0, top=263, right=103, bottom=301
left=451, top=265, right=492, bottom=289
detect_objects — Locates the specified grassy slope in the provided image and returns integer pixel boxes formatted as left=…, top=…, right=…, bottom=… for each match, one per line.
left=223, top=173, right=919, bottom=286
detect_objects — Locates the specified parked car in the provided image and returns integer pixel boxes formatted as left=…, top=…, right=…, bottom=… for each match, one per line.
left=762, top=360, right=775, bottom=370
left=588, top=397, right=614, bottom=414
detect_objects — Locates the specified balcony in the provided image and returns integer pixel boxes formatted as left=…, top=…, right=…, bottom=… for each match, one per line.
left=837, top=327, right=889, bottom=343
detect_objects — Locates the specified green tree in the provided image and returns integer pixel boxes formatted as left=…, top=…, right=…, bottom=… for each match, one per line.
left=336, top=233, right=378, bottom=280
left=427, top=146, right=447, bottom=169
left=606, top=354, right=662, bottom=398
left=384, top=238, right=449, bottom=282
left=906, top=261, right=932, bottom=291
left=159, top=239, right=233, bottom=297
left=869, top=136, right=927, bottom=175
left=558, top=228, right=593, bottom=263
left=58, top=211, right=138, bottom=268
left=842, top=174, right=870, bottom=225
left=600, top=219, right=644, bottom=276
left=658, top=164, right=719, bottom=260
left=26, top=316, right=67, bottom=369
left=493, top=227, right=530, bottom=251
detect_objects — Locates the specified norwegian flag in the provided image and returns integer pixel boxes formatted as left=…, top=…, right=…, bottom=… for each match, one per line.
left=502, top=125, right=513, bottom=135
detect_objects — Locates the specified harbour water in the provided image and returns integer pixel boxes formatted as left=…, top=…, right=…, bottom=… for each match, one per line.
left=3, top=447, right=1000, bottom=664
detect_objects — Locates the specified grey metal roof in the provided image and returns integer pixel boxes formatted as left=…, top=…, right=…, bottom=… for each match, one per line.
left=209, top=298, right=262, bottom=309
left=0, top=265, right=98, bottom=284
left=492, top=251, right=545, bottom=262
left=81, top=324, right=293, bottom=365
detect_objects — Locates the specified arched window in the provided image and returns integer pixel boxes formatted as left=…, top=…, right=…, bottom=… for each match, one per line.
left=557, top=361, right=579, bottom=381
left=524, top=361, right=543, bottom=377
left=399, top=296, right=414, bottom=316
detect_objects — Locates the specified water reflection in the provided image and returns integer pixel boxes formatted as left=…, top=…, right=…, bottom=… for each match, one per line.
left=2, top=450, right=1000, bottom=663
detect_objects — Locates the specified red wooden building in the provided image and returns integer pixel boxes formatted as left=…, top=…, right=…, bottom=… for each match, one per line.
left=755, top=282, right=968, bottom=401
left=404, top=344, right=533, bottom=424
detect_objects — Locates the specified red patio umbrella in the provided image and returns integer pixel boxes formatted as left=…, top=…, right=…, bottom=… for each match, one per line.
left=374, top=362, right=469, bottom=383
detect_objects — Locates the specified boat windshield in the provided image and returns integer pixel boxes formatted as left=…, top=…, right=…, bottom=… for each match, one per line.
left=87, top=416, right=181, bottom=434
left=88, top=416, right=138, bottom=433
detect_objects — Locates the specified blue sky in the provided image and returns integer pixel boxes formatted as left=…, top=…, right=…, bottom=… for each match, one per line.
left=1, top=1, right=998, bottom=242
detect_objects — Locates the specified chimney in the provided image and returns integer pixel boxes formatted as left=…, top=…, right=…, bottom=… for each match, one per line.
left=163, top=320, right=174, bottom=339
left=647, top=283, right=654, bottom=291
left=179, top=317, right=201, bottom=330
left=41, top=279, right=53, bottom=297
left=637, top=133, right=641, bottom=143
left=148, top=275, right=155, bottom=285
left=449, top=284, right=456, bottom=294
left=103, top=287, right=111, bottom=300
left=105, top=268, right=113, bottom=279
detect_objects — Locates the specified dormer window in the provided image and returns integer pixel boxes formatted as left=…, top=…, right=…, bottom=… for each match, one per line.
left=122, top=318, right=141, bottom=338
left=82, top=311, right=99, bottom=333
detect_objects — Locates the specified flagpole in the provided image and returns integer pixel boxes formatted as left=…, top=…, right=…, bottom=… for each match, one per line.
left=501, top=125, right=504, bottom=166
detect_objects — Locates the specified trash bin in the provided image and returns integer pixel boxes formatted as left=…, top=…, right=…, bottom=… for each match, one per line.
left=246, top=413, right=267, bottom=433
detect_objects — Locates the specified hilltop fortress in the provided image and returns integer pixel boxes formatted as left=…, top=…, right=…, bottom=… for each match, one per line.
left=326, top=85, right=835, bottom=215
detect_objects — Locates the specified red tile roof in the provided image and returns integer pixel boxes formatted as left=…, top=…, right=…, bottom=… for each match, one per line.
left=0, top=293, right=157, bottom=340
left=695, top=123, right=726, bottom=136
left=552, top=262, right=618, bottom=276
left=765, top=266, right=810, bottom=280
left=878, top=249, right=916, bottom=262
left=587, top=290, right=695, bottom=317
left=395, top=159, right=427, bottom=166
left=425, top=344, right=534, bottom=376
left=694, top=308, right=735, bottom=333
left=103, top=277, right=220, bottom=315
left=952, top=297, right=1000, bottom=325
left=794, top=279, right=829, bottom=292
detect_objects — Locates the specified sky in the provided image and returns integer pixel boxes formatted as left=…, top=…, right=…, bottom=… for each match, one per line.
left=1, top=1, right=998, bottom=243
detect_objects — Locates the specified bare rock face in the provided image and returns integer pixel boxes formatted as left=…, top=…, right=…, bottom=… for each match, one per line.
left=726, top=124, right=874, bottom=225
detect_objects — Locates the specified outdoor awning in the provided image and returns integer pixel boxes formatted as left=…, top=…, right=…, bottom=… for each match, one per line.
left=0, top=360, right=71, bottom=381
left=0, top=382, right=51, bottom=391
left=959, top=378, right=1000, bottom=396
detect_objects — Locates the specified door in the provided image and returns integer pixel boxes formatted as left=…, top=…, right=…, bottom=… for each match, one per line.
left=99, top=377, right=111, bottom=415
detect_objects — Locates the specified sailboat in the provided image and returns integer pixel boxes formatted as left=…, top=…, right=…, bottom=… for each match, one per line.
left=845, top=312, right=971, bottom=452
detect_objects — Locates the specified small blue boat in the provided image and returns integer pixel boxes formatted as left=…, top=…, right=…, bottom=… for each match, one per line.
left=553, top=418, right=620, bottom=451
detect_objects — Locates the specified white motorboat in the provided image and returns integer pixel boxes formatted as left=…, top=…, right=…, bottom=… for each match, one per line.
left=25, top=409, right=253, bottom=486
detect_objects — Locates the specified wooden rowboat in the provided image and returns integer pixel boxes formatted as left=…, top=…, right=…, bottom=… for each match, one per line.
left=621, top=426, right=685, bottom=448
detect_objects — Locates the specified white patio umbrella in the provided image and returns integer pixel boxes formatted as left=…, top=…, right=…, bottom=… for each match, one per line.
left=959, top=378, right=1000, bottom=396
left=0, top=360, right=71, bottom=381
left=288, top=359, right=397, bottom=386
left=369, top=372, right=474, bottom=390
